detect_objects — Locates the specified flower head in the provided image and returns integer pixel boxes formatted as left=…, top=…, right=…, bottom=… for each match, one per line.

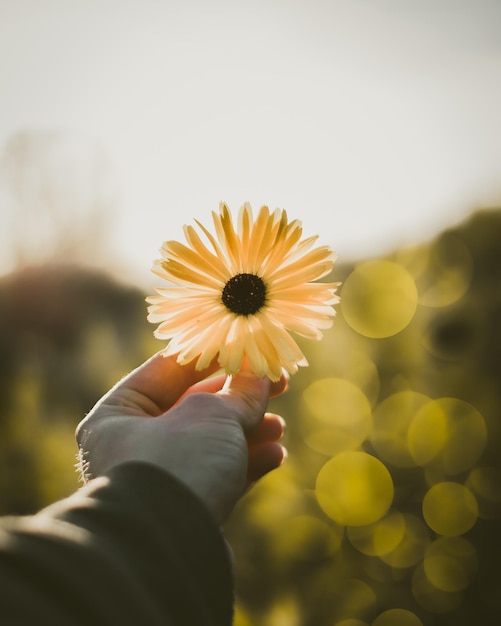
left=147, top=202, right=340, bottom=381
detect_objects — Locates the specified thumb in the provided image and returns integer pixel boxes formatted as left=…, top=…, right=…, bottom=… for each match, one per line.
left=218, top=363, right=272, bottom=432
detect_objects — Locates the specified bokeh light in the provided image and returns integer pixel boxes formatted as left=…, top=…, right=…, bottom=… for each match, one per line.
left=341, top=260, right=418, bottom=338
left=335, top=579, right=378, bottom=623
left=325, top=349, right=381, bottom=407
left=423, top=536, right=478, bottom=592
left=372, top=608, right=423, bottom=626
left=466, top=466, right=501, bottom=519
left=347, top=512, right=406, bottom=557
left=412, top=563, right=464, bottom=614
left=316, top=451, right=394, bottom=526
left=408, top=397, right=487, bottom=473
left=272, top=514, right=344, bottom=563
left=422, top=482, right=478, bottom=536
left=418, top=234, right=473, bottom=308
left=433, top=399, right=487, bottom=476
left=300, top=378, right=372, bottom=456
left=407, top=400, right=449, bottom=466
left=379, top=514, right=430, bottom=569
left=371, top=391, right=431, bottom=468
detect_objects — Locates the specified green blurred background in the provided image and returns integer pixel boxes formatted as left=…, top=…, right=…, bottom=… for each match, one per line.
left=1, top=206, right=501, bottom=626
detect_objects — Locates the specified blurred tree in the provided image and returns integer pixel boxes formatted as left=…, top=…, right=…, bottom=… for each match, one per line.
left=0, top=129, right=117, bottom=273
left=0, top=263, right=155, bottom=514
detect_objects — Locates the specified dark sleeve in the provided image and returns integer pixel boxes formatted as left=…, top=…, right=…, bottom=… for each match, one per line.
left=0, top=462, right=234, bottom=626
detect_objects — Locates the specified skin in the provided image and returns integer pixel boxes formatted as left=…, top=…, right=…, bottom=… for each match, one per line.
left=76, top=352, right=288, bottom=524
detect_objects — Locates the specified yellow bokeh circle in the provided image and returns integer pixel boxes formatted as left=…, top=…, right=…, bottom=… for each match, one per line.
left=418, top=234, right=473, bottom=308
left=422, top=482, right=478, bottom=536
left=372, top=608, right=423, bottom=626
left=301, top=378, right=372, bottom=456
left=423, top=536, right=478, bottom=592
left=435, top=398, right=487, bottom=475
left=320, top=348, right=381, bottom=406
left=341, top=260, right=418, bottom=338
left=379, top=514, right=430, bottom=569
left=347, top=512, right=406, bottom=557
left=412, top=563, right=463, bottom=614
left=315, top=451, right=394, bottom=526
left=371, top=391, right=431, bottom=468
left=335, top=579, right=377, bottom=622
left=408, top=397, right=487, bottom=473
left=407, top=400, right=449, bottom=466
left=466, top=466, right=501, bottom=519
left=272, top=514, right=343, bottom=563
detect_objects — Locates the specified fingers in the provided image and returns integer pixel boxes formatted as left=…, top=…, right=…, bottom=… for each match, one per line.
left=246, top=413, right=286, bottom=445
left=247, top=442, right=287, bottom=483
left=103, top=351, right=287, bottom=417
left=178, top=369, right=288, bottom=408
left=217, top=359, right=289, bottom=430
left=105, top=351, right=221, bottom=415
left=246, top=413, right=287, bottom=483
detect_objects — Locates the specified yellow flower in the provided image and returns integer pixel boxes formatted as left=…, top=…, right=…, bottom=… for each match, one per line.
left=147, top=202, right=340, bottom=381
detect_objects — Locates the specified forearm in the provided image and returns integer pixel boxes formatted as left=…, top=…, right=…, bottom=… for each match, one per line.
left=0, top=462, right=234, bottom=626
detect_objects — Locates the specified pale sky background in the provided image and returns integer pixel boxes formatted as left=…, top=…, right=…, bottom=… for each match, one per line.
left=1, top=0, right=501, bottom=287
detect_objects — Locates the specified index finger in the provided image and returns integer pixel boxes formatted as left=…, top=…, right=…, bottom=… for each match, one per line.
left=175, top=369, right=289, bottom=405
left=106, top=351, right=221, bottom=414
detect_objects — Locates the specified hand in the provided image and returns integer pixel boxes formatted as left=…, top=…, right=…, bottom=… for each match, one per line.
left=76, top=352, right=288, bottom=523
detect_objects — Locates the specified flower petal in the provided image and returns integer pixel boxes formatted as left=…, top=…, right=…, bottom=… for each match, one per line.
left=160, top=259, right=223, bottom=289
left=213, top=202, right=241, bottom=273
left=219, top=315, right=246, bottom=374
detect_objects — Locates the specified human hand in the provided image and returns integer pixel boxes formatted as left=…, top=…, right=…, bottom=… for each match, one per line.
left=76, top=352, right=288, bottom=523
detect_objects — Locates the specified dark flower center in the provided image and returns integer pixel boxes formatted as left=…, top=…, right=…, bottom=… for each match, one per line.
left=222, top=273, right=267, bottom=316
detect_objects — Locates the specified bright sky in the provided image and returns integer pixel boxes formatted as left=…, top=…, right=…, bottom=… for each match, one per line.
left=1, top=0, right=501, bottom=286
